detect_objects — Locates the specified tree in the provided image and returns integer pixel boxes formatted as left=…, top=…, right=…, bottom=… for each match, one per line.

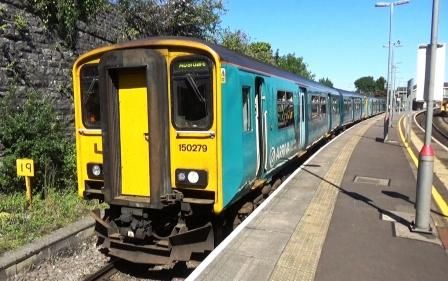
left=318, top=77, right=333, bottom=87
left=219, top=29, right=251, bottom=53
left=277, top=53, right=314, bottom=80
left=354, top=76, right=376, bottom=95
left=375, top=76, right=386, bottom=96
left=248, top=42, right=274, bottom=64
left=219, top=30, right=275, bottom=64
left=117, top=0, right=225, bottom=40
left=219, top=30, right=314, bottom=79
left=354, top=76, right=387, bottom=96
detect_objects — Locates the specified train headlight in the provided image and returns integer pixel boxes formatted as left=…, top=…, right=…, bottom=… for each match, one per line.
left=177, top=172, right=186, bottom=181
left=92, top=165, right=101, bottom=177
left=175, top=169, right=207, bottom=188
left=187, top=171, right=199, bottom=184
left=87, top=163, right=103, bottom=179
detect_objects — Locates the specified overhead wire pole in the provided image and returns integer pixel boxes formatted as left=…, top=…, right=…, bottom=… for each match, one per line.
left=390, top=42, right=402, bottom=123
left=413, top=0, right=439, bottom=233
left=375, top=0, right=410, bottom=141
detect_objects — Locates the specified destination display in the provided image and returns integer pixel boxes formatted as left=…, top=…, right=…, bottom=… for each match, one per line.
left=173, top=59, right=209, bottom=73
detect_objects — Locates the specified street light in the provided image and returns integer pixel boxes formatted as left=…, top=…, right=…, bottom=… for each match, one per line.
left=383, top=40, right=402, bottom=123
left=375, top=0, right=410, bottom=141
left=413, top=0, right=440, bottom=234
left=392, top=64, right=402, bottom=114
left=391, top=42, right=402, bottom=121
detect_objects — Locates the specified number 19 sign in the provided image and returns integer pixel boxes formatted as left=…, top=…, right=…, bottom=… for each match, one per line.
left=16, top=158, right=34, bottom=177
left=16, top=158, right=34, bottom=205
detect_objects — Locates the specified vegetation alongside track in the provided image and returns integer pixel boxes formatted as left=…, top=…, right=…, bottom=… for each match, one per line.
left=0, top=87, right=105, bottom=254
left=0, top=189, right=104, bottom=254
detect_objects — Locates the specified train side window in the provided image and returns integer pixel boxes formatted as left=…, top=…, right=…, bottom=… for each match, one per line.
left=311, top=96, right=319, bottom=120
left=242, top=86, right=251, bottom=132
left=277, top=90, right=294, bottom=128
left=332, top=97, right=339, bottom=114
left=344, top=99, right=350, bottom=113
left=80, top=64, right=100, bottom=129
left=171, top=56, right=213, bottom=130
left=320, top=96, right=326, bottom=118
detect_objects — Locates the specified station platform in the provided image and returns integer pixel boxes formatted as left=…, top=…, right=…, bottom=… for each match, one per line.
left=187, top=113, right=448, bottom=281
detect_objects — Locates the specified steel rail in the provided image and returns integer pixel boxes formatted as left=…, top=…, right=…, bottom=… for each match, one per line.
left=432, top=120, right=448, bottom=142
left=83, top=261, right=118, bottom=281
left=414, top=111, right=448, bottom=151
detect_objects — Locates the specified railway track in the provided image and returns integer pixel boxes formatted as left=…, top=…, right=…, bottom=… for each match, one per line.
left=83, top=261, right=118, bottom=281
left=415, top=110, right=448, bottom=147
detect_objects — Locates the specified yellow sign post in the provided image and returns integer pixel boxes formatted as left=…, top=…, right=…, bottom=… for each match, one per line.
left=16, top=158, right=34, bottom=206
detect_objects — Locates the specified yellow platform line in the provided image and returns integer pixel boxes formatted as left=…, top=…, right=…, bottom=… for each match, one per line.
left=398, top=115, right=448, bottom=217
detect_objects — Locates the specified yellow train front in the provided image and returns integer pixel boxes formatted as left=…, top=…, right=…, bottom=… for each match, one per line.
left=73, top=38, right=224, bottom=264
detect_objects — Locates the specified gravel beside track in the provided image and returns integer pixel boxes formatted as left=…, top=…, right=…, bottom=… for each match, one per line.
left=7, top=236, right=109, bottom=281
left=6, top=235, right=193, bottom=281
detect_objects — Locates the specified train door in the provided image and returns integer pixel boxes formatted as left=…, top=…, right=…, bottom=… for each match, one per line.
left=255, top=77, right=266, bottom=176
left=240, top=74, right=258, bottom=180
left=327, top=94, right=331, bottom=131
left=116, top=69, right=150, bottom=196
left=299, top=87, right=306, bottom=149
left=351, top=98, right=355, bottom=121
left=99, top=49, right=171, bottom=205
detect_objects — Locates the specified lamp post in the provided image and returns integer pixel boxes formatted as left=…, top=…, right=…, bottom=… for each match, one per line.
left=413, top=0, right=440, bottom=233
left=384, top=41, right=402, bottom=124
left=375, top=0, right=410, bottom=141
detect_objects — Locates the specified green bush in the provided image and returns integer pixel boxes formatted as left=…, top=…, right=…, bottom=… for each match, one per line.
left=28, top=0, right=105, bottom=47
left=14, top=12, right=28, bottom=32
left=0, top=89, right=76, bottom=194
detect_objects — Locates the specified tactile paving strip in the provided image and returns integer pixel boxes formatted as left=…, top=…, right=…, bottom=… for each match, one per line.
left=270, top=118, right=376, bottom=281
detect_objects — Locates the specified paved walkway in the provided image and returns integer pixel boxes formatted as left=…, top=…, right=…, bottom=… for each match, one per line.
left=188, top=114, right=448, bottom=281
left=315, top=114, right=448, bottom=281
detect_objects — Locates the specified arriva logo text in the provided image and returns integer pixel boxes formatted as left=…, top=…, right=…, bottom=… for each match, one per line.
left=269, top=140, right=296, bottom=168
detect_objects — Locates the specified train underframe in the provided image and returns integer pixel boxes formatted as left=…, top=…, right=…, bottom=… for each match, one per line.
left=91, top=191, right=215, bottom=265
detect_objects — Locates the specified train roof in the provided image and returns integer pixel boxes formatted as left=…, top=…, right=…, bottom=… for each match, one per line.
left=196, top=39, right=338, bottom=94
left=77, top=36, right=340, bottom=94
left=336, top=88, right=364, bottom=98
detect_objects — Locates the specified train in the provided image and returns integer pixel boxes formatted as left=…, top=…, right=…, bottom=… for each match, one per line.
left=72, top=37, right=385, bottom=265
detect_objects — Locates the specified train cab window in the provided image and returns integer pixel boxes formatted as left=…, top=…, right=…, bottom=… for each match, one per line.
left=242, top=86, right=251, bottom=132
left=80, top=64, right=100, bottom=128
left=171, top=56, right=213, bottom=130
left=277, top=91, right=294, bottom=128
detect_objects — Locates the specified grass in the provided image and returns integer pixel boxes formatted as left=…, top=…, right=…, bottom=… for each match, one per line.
left=0, top=188, right=106, bottom=254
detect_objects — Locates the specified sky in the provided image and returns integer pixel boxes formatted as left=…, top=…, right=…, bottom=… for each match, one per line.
left=219, top=0, right=448, bottom=91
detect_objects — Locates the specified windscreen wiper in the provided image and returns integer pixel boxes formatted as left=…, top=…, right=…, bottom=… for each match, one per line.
left=83, top=77, right=98, bottom=105
left=186, top=74, right=206, bottom=104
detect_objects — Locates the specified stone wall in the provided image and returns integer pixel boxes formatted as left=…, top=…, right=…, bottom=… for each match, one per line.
left=0, top=0, right=127, bottom=133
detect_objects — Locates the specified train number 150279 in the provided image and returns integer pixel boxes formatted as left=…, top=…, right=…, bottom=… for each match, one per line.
left=178, top=144, right=208, bottom=152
